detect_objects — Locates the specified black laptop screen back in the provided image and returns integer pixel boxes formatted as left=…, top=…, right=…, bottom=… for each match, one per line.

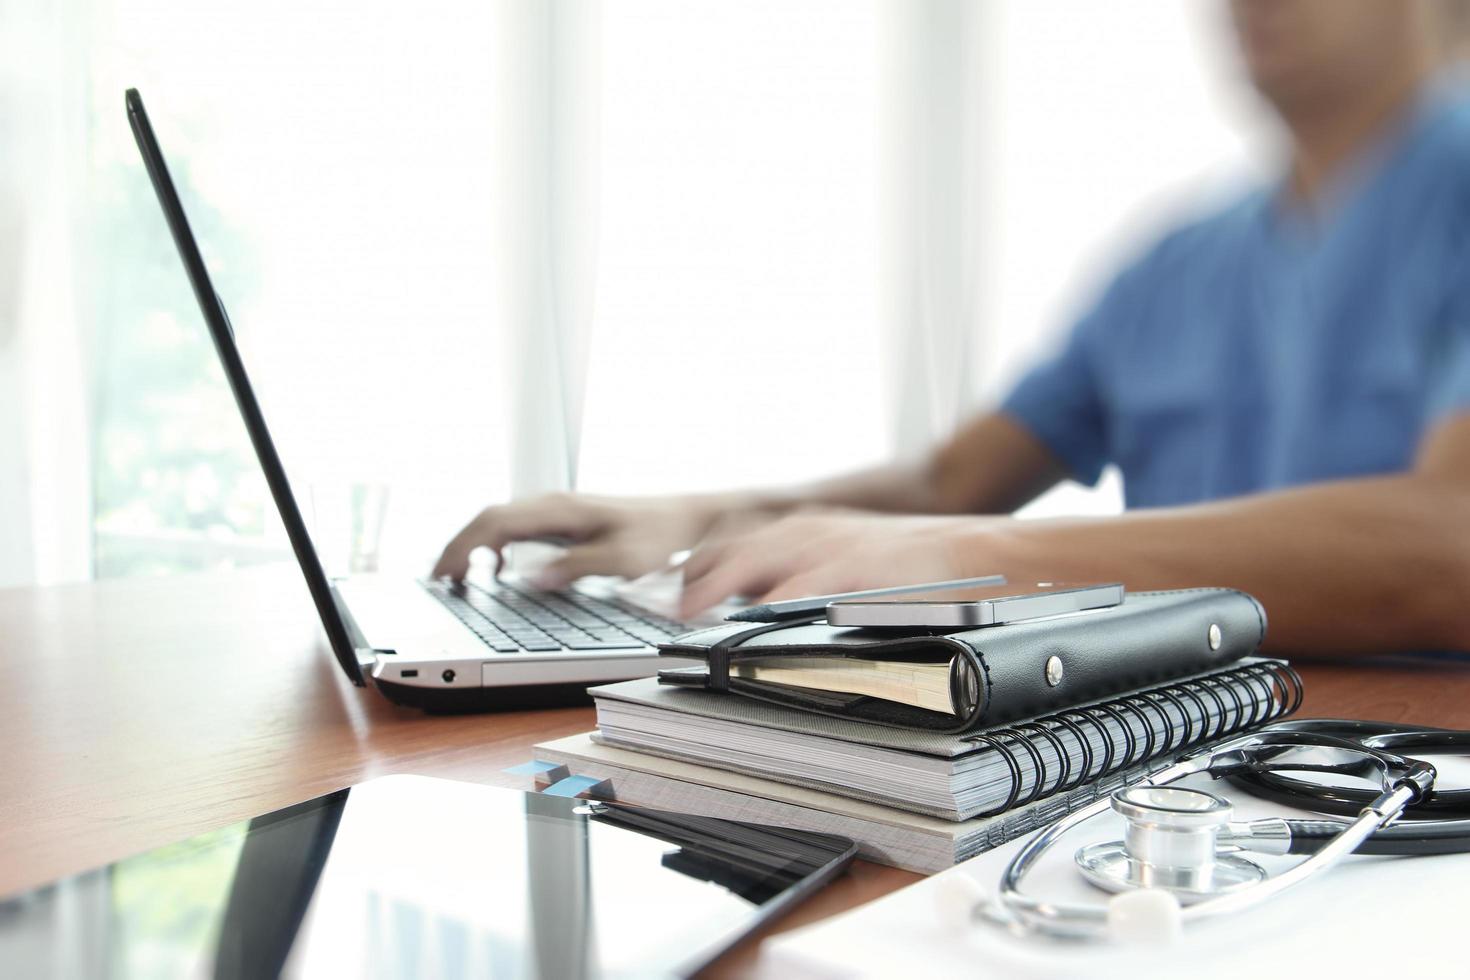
left=125, top=88, right=365, bottom=686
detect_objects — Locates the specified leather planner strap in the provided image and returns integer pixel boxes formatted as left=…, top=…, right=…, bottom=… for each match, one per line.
left=706, top=618, right=819, bottom=692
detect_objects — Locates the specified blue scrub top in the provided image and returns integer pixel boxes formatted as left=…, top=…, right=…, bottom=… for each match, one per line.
left=1002, top=78, right=1470, bottom=509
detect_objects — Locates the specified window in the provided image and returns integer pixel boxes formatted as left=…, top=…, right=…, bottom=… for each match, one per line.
left=16, top=0, right=1251, bottom=584
left=87, top=0, right=512, bottom=576
left=580, top=0, right=885, bottom=494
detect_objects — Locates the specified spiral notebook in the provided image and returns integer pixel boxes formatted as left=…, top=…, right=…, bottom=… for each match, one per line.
left=589, top=658, right=1301, bottom=822
left=532, top=731, right=1172, bottom=874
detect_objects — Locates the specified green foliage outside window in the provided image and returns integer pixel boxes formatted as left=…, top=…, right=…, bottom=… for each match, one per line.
left=91, top=146, right=272, bottom=578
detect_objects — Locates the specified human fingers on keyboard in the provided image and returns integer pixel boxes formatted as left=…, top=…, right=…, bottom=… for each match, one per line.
left=532, top=540, right=668, bottom=590
left=432, top=495, right=606, bottom=580
left=679, top=524, right=809, bottom=617
left=677, top=508, right=776, bottom=587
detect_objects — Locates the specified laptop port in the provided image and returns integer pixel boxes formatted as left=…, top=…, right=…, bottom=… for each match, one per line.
left=442, top=669, right=456, bottom=683
left=400, top=669, right=419, bottom=678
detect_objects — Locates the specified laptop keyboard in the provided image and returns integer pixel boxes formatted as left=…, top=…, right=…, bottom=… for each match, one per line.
left=422, top=579, right=688, bottom=653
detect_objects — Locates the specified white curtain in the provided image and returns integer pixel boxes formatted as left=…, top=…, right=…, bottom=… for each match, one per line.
left=0, top=0, right=92, bottom=587
left=499, top=0, right=988, bottom=486
left=877, top=0, right=990, bottom=457
left=493, top=0, right=602, bottom=500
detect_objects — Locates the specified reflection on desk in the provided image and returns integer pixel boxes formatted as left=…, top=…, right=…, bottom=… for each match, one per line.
left=0, top=775, right=853, bottom=979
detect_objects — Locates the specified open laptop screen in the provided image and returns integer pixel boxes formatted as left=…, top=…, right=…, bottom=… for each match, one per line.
left=126, top=88, right=365, bottom=685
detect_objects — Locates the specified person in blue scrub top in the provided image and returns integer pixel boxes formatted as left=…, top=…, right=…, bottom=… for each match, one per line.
left=439, top=0, right=1470, bottom=657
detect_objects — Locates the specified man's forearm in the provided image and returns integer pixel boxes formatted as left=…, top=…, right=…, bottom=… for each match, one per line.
left=763, top=461, right=940, bottom=514
left=734, top=412, right=1071, bottom=518
left=965, top=475, right=1470, bottom=655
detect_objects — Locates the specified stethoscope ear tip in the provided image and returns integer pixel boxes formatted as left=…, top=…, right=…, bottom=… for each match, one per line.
left=1106, top=888, right=1184, bottom=945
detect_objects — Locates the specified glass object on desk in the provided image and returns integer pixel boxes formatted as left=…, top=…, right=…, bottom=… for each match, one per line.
left=0, top=776, right=854, bottom=979
left=308, top=482, right=390, bottom=576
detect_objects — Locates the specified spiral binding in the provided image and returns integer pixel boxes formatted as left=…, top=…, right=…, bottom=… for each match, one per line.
left=966, top=660, right=1303, bottom=817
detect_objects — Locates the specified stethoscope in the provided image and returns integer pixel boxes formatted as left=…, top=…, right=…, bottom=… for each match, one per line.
left=976, top=719, right=1470, bottom=943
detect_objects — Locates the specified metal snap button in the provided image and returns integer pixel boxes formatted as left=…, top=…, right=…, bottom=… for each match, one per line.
left=1045, top=655, right=1064, bottom=686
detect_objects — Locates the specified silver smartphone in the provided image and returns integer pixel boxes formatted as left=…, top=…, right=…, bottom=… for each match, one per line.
left=825, top=581, right=1124, bottom=628
left=724, top=574, right=1007, bottom=623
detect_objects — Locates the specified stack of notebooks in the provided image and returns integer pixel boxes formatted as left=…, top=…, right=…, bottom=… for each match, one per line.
left=532, top=589, right=1302, bottom=874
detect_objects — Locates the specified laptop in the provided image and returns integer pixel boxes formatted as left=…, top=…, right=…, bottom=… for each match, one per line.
left=126, top=88, right=693, bottom=713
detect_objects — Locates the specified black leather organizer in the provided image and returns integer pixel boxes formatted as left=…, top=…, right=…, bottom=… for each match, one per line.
left=657, top=588, right=1268, bottom=734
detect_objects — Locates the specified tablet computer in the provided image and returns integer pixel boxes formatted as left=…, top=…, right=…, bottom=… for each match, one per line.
left=0, top=775, right=855, bottom=978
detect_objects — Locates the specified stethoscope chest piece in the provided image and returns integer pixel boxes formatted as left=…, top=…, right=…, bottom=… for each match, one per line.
left=994, top=724, right=1458, bottom=942
left=1075, top=785, right=1266, bottom=903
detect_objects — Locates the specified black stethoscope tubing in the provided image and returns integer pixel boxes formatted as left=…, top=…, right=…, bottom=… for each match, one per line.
left=1225, top=718, right=1470, bottom=855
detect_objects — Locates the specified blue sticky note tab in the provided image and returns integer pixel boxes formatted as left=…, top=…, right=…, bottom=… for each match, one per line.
left=503, top=760, right=563, bottom=777
left=542, top=775, right=607, bottom=798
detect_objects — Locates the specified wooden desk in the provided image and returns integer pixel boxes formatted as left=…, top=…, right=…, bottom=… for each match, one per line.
left=3, top=565, right=1467, bottom=976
